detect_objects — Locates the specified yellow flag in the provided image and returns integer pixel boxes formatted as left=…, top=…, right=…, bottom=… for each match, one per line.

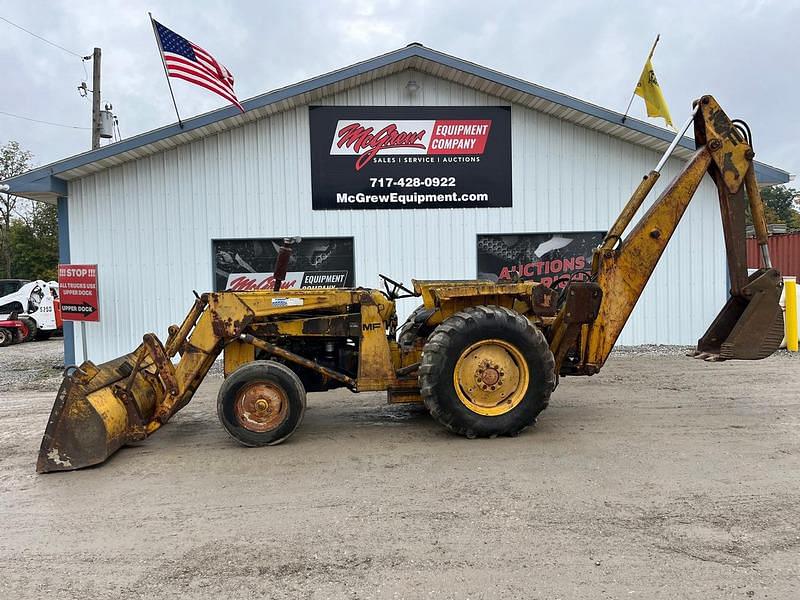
left=634, top=54, right=673, bottom=129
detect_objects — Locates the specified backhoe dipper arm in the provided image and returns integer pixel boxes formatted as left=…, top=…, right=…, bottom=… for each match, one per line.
left=556, top=95, right=783, bottom=373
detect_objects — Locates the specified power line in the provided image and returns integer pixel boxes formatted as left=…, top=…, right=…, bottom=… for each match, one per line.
left=0, top=15, right=87, bottom=58
left=0, top=110, right=90, bottom=130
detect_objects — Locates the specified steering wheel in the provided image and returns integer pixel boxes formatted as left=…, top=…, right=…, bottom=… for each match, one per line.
left=378, top=273, right=417, bottom=300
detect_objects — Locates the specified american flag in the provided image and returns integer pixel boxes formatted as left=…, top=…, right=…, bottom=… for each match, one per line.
left=153, top=19, right=244, bottom=112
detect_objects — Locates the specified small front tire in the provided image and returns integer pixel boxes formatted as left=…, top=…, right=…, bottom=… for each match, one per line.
left=217, top=360, right=307, bottom=447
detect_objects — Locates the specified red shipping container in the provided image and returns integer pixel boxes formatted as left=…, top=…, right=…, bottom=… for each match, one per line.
left=747, top=232, right=800, bottom=277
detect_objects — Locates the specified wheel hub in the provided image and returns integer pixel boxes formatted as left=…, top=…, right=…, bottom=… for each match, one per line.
left=476, top=360, right=503, bottom=389
left=234, top=382, right=288, bottom=433
left=454, top=339, right=529, bottom=416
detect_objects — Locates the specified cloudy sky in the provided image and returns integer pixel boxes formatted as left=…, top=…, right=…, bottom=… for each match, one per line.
left=1, top=0, right=797, bottom=181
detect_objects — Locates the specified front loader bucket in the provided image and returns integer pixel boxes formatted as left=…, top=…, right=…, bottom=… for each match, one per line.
left=37, top=349, right=159, bottom=473
left=694, top=269, right=784, bottom=361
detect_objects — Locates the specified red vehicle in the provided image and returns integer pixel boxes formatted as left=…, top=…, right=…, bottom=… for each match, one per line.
left=0, top=313, right=29, bottom=346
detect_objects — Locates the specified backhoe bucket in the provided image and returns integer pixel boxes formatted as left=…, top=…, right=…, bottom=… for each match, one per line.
left=694, top=269, right=784, bottom=361
left=37, top=348, right=160, bottom=473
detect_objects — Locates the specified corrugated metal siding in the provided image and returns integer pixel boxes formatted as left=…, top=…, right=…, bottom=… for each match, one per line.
left=747, top=233, right=800, bottom=277
left=67, top=69, right=726, bottom=362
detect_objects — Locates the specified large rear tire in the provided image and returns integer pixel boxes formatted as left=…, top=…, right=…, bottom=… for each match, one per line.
left=217, top=360, right=306, bottom=447
left=419, top=305, right=555, bottom=438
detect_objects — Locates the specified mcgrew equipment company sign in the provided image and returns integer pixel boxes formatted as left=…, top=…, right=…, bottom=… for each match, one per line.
left=309, top=106, right=512, bottom=210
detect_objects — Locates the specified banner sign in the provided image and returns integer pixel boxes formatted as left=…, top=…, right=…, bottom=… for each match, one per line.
left=213, top=238, right=354, bottom=291
left=477, top=232, right=605, bottom=289
left=225, top=271, right=348, bottom=291
left=58, top=264, right=100, bottom=322
left=309, top=106, right=512, bottom=210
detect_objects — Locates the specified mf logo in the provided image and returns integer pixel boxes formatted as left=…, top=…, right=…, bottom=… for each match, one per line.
left=362, top=322, right=383, bottom=332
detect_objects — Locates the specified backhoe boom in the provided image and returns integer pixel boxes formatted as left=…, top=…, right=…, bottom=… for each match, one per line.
left=548, top=95, right=783, bottom=371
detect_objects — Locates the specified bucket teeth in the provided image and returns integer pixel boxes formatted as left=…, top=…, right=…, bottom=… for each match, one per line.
left=687, top=350, right=723, bottom=361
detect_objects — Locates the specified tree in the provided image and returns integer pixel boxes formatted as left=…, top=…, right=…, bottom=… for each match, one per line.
left=0, top=141, right=34, bottom=277
left=760, top=185, right=800, bottom=230
left=746, top=185, right=800, bottom=231
left=10, top=202, right=59, bottom=280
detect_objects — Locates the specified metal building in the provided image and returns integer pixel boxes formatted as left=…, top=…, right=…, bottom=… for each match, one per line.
left=2, top=44, right=790, bottom=364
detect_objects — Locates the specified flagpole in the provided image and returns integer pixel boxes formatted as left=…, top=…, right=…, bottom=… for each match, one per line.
left=621, top=34, right=660, bottom=124
left=149, top=12, right=184, bottom=129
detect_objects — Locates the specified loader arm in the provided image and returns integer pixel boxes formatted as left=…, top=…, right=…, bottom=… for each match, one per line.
left=37, top=293, right=227, bottom=473
left=549, top=95, right=783, bottom=373
left=37, top=288, right=395, bottom=472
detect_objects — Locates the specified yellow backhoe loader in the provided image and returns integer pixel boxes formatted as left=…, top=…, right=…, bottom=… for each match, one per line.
left=37, top=96, right=784, bottom=473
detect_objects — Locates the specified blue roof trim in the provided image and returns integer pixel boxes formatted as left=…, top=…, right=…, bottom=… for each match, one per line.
left=754, top=162, right=789, bottom=186
left=7, top=174, right=69, bottom=196
left=1, top=44, right=790, bottom=195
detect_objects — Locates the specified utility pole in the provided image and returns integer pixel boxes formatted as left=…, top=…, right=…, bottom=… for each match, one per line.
left=91, top=47, right=102, bottom=150
left=81, top=46, right=102, bottom=362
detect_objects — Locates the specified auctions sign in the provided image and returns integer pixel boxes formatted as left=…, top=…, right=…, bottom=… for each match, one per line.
left=310, top=106, right=511, bottom=210
left=477, top=232, right=605, bottom=289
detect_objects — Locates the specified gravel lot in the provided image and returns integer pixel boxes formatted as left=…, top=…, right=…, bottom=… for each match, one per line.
left=0, top=339, right=65, bottom=390
left=0, top=340, right=798, bottom=599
